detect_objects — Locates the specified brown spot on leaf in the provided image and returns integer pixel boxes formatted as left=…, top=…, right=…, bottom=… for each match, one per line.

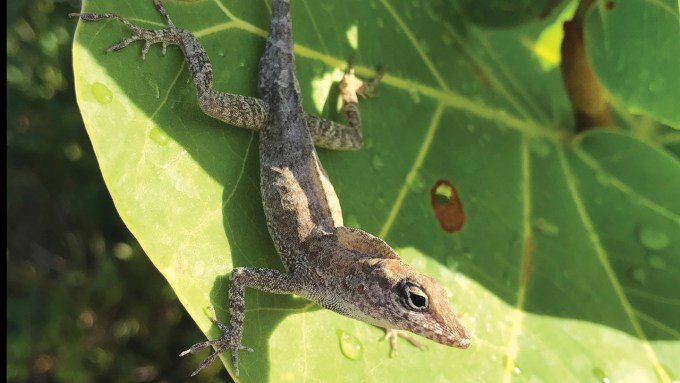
left=430, top=180, right=465, bottom=233
left=606, top=1, right=615, bottom=10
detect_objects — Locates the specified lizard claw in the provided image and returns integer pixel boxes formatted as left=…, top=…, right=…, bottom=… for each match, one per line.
left=180, top=313, right=251, bottom=377
left=141, top=40, right=152, bottom=60
left=70, top=1, right=181, bottom=60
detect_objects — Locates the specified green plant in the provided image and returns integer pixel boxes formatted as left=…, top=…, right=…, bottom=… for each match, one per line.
left=72, top=0, right=679, bottom=382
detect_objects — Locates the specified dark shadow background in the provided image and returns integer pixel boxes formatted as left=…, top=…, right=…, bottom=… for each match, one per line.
left=7, top=1, right=234, bottom=381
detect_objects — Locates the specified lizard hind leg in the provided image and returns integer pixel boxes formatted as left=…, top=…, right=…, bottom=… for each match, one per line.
left=69, top=0, right=181, bottom=60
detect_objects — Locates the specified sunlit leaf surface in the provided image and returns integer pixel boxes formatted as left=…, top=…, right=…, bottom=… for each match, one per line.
left=73, top=0, right=679, bottom=381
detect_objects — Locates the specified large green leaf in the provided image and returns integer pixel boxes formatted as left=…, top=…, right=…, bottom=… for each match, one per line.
left=72, top=0, right=680, bottom=382
left=584, top=0, right=680, bottom=129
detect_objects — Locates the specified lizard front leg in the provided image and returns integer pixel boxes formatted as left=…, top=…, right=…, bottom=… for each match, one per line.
left=71, top=0, right=268, bottom=131
left=180, top=267, right=300, bottom=377
left=383, top=328, right=428, bottom=357
left=71, top=0, right=383, bottom=151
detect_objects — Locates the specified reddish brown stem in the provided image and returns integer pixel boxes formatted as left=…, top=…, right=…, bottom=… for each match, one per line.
left=560, top=0, right=614, bottom=132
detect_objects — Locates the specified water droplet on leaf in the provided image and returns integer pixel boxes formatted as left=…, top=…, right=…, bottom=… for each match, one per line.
left=628, top=266, right=646, bottom=284
left=646, top=254, right=666, bottom=269
left=91, top=82, right=113, bottom=104
left=592, top=367, right=611, bottom=383
left=337, top=329, right=363, bottom=360
left=150, top=128, right=169, bottom=146
left=637, top=226, right=669, bottom=251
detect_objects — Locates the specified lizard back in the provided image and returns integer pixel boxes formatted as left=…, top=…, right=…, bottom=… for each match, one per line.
left=257, top=0, right=343, bottom=268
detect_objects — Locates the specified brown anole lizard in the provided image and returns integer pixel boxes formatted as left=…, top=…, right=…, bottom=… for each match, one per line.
left=72, top=0, right=471, bottom=377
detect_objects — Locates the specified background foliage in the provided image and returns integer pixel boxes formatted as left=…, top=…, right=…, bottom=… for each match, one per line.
left=7, top=0, right=231, bottom=381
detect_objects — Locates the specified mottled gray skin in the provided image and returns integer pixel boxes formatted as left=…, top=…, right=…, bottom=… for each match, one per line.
left=72, top=0, right=470, bottom=377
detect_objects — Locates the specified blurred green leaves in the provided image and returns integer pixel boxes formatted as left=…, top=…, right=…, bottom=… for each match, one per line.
left=7, top=1, right=229, bottom=382
left=584, top=0, right=680, bottom=130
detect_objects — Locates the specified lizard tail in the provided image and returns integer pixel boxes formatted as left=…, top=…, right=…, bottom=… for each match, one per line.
left=257, top=0, right=298, bottom=102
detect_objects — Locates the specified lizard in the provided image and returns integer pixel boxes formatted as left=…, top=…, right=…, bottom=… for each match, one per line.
left=71, top=0, right=471, bottom=377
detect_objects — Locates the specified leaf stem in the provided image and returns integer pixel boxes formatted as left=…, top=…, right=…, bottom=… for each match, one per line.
left=560, top=0, right=615, bottom=132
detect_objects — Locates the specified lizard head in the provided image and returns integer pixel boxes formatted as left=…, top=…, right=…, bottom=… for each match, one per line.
left=332, top=227, right=471, bottom=349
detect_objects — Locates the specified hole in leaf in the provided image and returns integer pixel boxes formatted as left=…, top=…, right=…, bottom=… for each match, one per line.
left=430, top=179, right=465, bottom=233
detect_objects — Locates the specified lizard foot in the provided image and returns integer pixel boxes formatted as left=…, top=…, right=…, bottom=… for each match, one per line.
left=70, top=0, right=183, bottom=60
left=179, top=308, right=253, bottom=377
left=340, top=59, right=386, bottom=104
left=382, top=328, right=429, bottom=358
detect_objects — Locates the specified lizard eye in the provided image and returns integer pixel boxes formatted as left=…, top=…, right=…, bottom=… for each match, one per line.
left=398, top=281, right=429, bottom=311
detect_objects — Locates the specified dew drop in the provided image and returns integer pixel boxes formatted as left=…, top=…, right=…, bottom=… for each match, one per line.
left=533, top=218, right=560, bottom=236
left=149, top=128, right=169, bottom=146
left=637, top=226, right=670, bottom=251
left=371, top=154, right=384, bottom=170
left=592, top=367, right=611, bottom=383
left=646, top=254, right=666, bottom=269
left=529, top=138, right=550, bottom=158
left=408, top=87, right=421, bottom=104
left=337, top=329, right=363, bottom=360
left=628, top=266, right=646, bottom=284
left=91, top=82, right=113, bottom=104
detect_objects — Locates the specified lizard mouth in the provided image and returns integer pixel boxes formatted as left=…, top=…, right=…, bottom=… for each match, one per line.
left=418, top=311, right=471, bottom=349
left=438, top=324, right=471, bottom=349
